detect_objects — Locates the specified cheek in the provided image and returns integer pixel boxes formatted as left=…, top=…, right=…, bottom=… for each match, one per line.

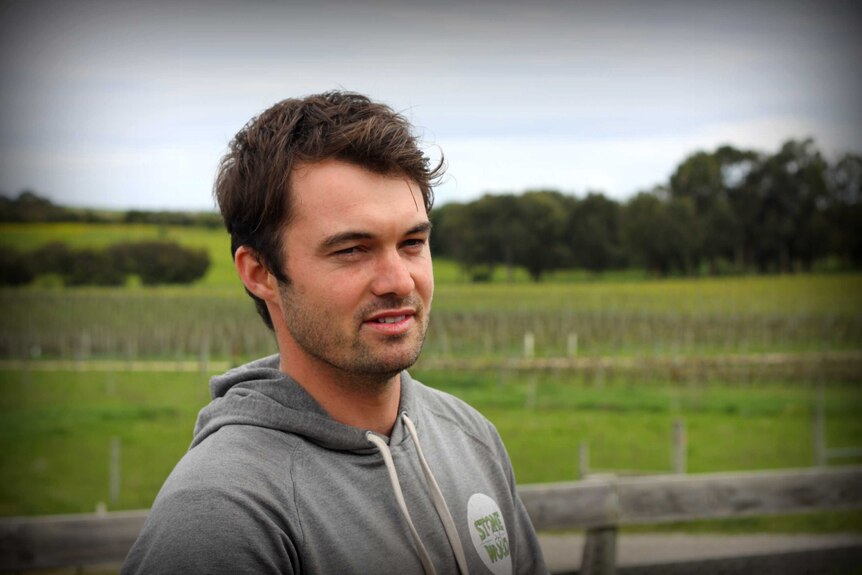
left=321, top=272, right=371, bottom=308
left=416, top=263, right=434, bottom=300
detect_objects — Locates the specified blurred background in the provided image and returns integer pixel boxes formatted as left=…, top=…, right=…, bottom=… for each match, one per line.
left=1, top=0, right=861, bottom=573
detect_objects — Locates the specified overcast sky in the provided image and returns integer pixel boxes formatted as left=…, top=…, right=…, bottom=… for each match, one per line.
left=1, top=0, right=860, bottom=211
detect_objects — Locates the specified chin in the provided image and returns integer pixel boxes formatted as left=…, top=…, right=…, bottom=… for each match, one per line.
left=360, top=346, right=423, bottom=377
left=372, top=353, right=421, bottom=375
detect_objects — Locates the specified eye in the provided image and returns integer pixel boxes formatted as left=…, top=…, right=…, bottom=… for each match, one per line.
left=402, top=238, right=426, bottom=250
left=332, top=245, right=363, bottom=258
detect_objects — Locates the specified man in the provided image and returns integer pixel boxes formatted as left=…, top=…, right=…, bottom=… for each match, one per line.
left=123, top=91, right=547, bottom=574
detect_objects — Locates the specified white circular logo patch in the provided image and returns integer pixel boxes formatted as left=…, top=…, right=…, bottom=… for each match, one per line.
left=467, top=493, right=512, bottom=575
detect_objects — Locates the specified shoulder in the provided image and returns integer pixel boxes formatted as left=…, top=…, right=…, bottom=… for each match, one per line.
left=124, top=481, right=298, bottom=574
left=189, top=423, right=296, bottom=474
left=406, top=375, right=505, bottom=453
left=123, top=427, right=301, bottom=574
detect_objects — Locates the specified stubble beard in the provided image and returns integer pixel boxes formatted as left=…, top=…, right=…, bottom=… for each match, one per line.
left=278, top=284, right=429, bottom=392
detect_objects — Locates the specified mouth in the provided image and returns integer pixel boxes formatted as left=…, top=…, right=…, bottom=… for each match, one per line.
left=372, top=314, right=408, bottom=324
left=363, top=309, right=417, bottom=334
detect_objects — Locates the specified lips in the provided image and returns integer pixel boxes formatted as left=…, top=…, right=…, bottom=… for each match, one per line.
left=363, top=309, right=416, bottom=334
left=365, top=309, right=415, bottom=323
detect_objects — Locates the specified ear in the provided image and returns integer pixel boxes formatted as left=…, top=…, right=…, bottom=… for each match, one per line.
left=235, top=246, right=279, bottom=303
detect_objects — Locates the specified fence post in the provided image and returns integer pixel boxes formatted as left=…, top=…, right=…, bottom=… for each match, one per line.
left=525, top=375, right=538, bottom=410
left=813, top=379, right=827, bottom=467
left=567, top=332, right=579, bottom=357
left=77, top=331, right=91, bottom=370
left=124, top=338, right=130, bottom=370
left=523, top=331, right=535, bottom=359
left=199, top=337, right=210, bottom=379
left=110, top=437, right=121, bottom=507
left=579, top=441, right=590, bottom=479
left=497, top=361, right=509, bottom=389
left=581, top=526, right=618, bottom=575
left=440, top=329, right=451, bottom=358
left=579, top=473, right=619, bottom=575
left=594, top=366, right=605, bottom=389
left=673, top=419, right=687, bottom=474
left=483, top=331, right=493, bottom=356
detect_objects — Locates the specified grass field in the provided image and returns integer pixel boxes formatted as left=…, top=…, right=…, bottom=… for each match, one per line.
left=2, top=223, right=861, bottom=362
left=1, top=222, right=861, bottom=532
left=1, top=367, right=860, bottom=533
left=2, top=273, right=860, bottom=363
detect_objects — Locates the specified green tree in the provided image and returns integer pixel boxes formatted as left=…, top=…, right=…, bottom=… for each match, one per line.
left=110, top=241, right=210, bottom=285
left=700, top=199, right=742, bottom=274
left=670, top=145, right=758, bottom=273
left=436, top=191, right=570, bottom=282
left=826, top=153, right=862, bottom=267
left=0, top=250, right=35, bottom=286
left=622, top=188, right=700, bottom=276
left=743, top=138, right=830, bottom=271
left=565, top=192, right=624, bottom=273
left=430, top=201, right=496, bottom=281
left=443, top=194, right=536, bottom=282
left=31, top=242, right=75, bottom=276
left=64, top=249, right=126, bottom=286
left=512, top=190, right=570, bottom=281
left=0, top=190, right=68, bottom=222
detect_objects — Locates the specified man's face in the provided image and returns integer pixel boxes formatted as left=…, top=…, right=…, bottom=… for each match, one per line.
left=276, top=159, right=434, bottom=381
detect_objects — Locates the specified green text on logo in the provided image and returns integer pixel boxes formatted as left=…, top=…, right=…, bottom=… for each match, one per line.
left=473, top=511, right=510, bottom=563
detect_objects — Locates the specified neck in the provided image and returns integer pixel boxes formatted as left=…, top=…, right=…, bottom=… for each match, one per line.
left=279, top=354, right=402, bottom=436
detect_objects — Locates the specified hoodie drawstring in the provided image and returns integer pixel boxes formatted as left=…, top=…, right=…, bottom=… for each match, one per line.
left=366, top=430, right=437, bottom=575
left=401, top=414, right=470, bottom=574
left=366, top=413, right=470, bottom=575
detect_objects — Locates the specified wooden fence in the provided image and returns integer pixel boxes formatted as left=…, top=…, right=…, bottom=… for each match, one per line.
left=520, top=466, right=862, bottom=574
left=1, top=466, right=861, bottom=574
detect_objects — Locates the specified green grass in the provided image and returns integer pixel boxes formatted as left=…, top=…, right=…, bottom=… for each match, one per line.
left=2, top=367, right=860, bottom=535
left=3, top=273, right=861, bottom=361
left=432, top=273, right=862, bottom=314
left=0, top=369, right=207, bottom=516
left=415, top=371, right=862, bottom=479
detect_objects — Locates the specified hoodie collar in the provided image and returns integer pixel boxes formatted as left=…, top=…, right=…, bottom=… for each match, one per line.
left=192, top=354, right=420, bottom=453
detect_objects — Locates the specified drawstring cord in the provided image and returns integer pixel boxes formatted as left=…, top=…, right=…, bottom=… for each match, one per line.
left=366, top=413, right=470, bottom=575
left=366, top=430, right=437, bottom=575
left=401, top=413, right=470, bottom=574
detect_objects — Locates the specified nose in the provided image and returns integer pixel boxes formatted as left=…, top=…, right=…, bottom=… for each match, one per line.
left=371, top=248, right=415, bottom=297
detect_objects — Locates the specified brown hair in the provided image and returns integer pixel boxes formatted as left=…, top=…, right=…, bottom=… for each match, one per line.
left=214, top=90, right=444, bottom=329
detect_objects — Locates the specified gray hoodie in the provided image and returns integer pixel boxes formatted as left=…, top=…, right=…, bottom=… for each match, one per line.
left=122, top=355, right=548, bottom=574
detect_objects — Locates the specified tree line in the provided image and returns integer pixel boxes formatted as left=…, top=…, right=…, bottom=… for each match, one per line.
left=1, top=241, right=210, bottom=287
left=3, top=137, right=860, bottom=282
left=0, top=191, right=222, bottom=228
left=431, top=138, right=861, bottom=280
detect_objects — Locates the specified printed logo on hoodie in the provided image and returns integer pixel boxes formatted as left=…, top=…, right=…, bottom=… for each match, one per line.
left=467, top=493, right=512, bottom=575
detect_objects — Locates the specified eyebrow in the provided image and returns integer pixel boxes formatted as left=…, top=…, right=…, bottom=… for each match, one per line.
left=319, top=221, right=432, bottom=250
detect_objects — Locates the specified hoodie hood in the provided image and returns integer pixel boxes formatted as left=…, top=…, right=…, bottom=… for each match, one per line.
left=192, top=355, right=474, bottom=573
left=191, top=354, right=419, bottom=453
left=126, top=353, right=549, bottom=574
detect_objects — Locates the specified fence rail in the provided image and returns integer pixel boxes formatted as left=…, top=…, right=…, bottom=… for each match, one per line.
left=0, top=510, right=147, bottom=572
left=1, top=467, right=861, bottom=573
left=3, top=349, right=861, bottom=374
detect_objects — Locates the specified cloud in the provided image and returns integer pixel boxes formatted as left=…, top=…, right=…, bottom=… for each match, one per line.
left=1, top=0, right=860, bottom=209
left=435, top=111, right=859, bottom=205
